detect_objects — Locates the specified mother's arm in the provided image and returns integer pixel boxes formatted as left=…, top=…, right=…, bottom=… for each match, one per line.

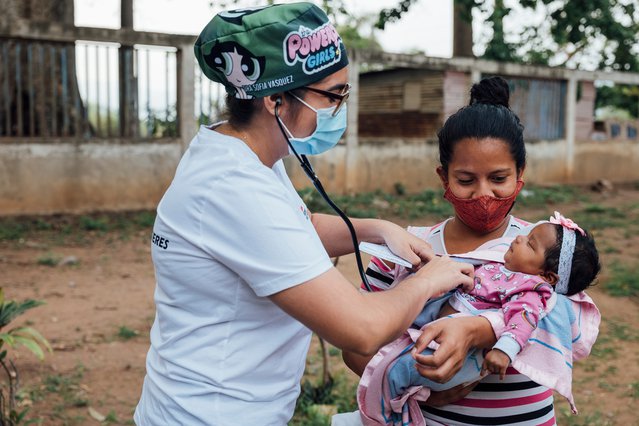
left=343, top=315, right=497, bottom=382
left=411, top=316, right=497, bottom=383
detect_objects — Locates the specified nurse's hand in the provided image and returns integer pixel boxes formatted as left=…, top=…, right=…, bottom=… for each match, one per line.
left=379, top=222, right=435, bottom=269
left=410, top=256, right=474, bottom=297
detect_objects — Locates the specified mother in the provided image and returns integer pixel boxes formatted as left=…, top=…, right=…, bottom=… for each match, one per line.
left=133, top=4, right=474, bottom=426
left=344, top=77, right=590, bottom=425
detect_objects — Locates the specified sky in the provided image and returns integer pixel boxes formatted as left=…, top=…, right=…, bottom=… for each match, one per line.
left=74, top=0, right=455, bottom=57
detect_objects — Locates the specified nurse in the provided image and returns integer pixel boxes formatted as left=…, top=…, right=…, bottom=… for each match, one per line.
left=134, top=4, right=473, bottom=425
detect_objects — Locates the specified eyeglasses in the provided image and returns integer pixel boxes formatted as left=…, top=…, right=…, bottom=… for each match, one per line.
left=299, top=83, right=351, bottom=116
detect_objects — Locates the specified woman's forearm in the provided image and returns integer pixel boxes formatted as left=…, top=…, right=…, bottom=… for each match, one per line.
left=271, top=268, right=441, bottom=356
left=271, top=259, right=473, bottom=357
left=311, top=213, right=386, bottom=257
left=342, top=350, right=372, bottom=376
left=471, top=316, right=498, bottom=348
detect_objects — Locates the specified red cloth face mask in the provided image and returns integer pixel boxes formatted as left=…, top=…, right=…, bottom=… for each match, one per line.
left=444, top=181, right=525, bottom=233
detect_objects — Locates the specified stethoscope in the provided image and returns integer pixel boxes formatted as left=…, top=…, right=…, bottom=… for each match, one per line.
left=274, top=100, right=373, bottom=291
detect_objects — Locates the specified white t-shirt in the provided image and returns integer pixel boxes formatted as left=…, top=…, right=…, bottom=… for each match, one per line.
left=134, top=126, right=333, bottom=425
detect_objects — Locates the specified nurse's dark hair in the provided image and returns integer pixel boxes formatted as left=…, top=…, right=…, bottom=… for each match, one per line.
left=225, top=91, right=304, bottom=128
left=437, top=76, right=526, bottom=173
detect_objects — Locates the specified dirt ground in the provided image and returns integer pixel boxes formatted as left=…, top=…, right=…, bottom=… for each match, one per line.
left=1, top=185, right=639, bottom=425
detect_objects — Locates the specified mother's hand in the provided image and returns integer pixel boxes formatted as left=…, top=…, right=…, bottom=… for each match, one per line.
left=411, top=316, right=497, bottom=383
left=421, top=382, right=479, bottom=407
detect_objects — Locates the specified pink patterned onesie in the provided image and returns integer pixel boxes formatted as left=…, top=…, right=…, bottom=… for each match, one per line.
left=449, top=262, right=554, bottom=361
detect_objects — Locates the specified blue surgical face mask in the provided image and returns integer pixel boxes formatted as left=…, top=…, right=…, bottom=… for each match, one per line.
left=278, top=94, right=347, bottom=156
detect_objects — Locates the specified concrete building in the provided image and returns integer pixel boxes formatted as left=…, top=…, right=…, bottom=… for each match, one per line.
left=1, top=20, right=639, bottom=215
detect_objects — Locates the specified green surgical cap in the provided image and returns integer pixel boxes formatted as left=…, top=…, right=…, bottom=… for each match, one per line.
left=194, top=2, right=349, bottom=99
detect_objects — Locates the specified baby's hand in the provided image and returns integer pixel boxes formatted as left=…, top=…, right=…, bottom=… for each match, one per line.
left=482, top=349, right=510, bottom=380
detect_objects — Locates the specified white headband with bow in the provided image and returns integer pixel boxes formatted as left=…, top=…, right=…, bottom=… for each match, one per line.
left=548, top=211, right=585, bottom=294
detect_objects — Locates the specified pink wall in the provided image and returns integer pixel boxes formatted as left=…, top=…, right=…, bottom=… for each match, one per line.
left=443, top=71, right=471, bottom=120
left=576, top=81, right=595, bottom=141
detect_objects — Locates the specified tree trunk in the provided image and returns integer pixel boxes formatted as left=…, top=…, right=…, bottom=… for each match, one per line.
left=453, top=0, right=474, bottom=58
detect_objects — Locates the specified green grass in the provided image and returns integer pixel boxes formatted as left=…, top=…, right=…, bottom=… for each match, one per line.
left=630, top=382, right=639, bottom=399
left=603, top=262, right=639, bottom=298
left=590, top=333, right=617, bottom=359
left=0, top=220, right=28, bottom=241
left=589, top=318, right=636, bottom=363
left=27, top=364, right=89, bottom=424
left=0, top=211, right=157, bottom=246
left=516, top=184, right=585, bottom=208
left=79, top=216, right=110, bottom=232
left=290, top=372, right=357, bottom=426
left=297, top=183, right=599, bottom=222
left=104, top=410, right=119, bottom=423
left=133, top=211, right=156, bottom=228
left=602, top=246, right=621, bottom=254
left=116, top=326, right=139, bottom=340
left=397, top=190, right=453, bottom=219
left=36, top=253, right=61, bottom=267
left=571, top=204, right=626, bottom=230
left=556, top=408, right=613, bottom=425
left=607, top=320, right=638, bottom=341
left=297, top=187, right=453, bottom=220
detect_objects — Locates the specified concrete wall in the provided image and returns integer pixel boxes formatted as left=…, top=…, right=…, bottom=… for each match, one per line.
left=287, top=138, right=638, bottom=194
left=1, top=137, right=636, bottom=216
left=0, top=141, right=181, bottom=215
left=574, top=140, right=639, bottom=183
left=286, top=139, right=441, bottom=194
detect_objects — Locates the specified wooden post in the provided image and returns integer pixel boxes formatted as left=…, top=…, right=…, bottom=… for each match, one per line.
left=345, top=49, right=359, bottom=194
left=177, top=44, right=196, bottom=153
left=119, top=0, right=138, bottom=137
left=565, top=77, right=577, bottom=181
left=453, top=0, right=474, bottom=58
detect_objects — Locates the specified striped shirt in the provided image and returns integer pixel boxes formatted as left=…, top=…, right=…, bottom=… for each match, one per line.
left=362, top=216, right=557, bottom=426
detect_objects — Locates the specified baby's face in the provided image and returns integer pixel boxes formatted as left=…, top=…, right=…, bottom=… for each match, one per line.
left=504, top=223, right=558, bottom=275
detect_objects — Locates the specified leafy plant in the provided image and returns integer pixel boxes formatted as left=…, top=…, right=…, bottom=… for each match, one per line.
left=0, top=288, right=51, bottom=425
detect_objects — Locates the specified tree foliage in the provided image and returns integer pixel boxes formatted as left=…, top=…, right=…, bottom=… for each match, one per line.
left=375, top=0, right=639, bottom=72
left=208, top=0, right=382, bottom=52
left=210, top=0, right=639, bottom=117
left=376, top=0, right=639, bottom=117
left=596, top=84, right=639, bottom=118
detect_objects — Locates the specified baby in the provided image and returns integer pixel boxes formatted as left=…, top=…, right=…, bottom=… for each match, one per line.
left=360, top=212, right=601, bottom=425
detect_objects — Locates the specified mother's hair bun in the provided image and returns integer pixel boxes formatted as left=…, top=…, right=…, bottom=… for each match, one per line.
left=470, top=76, right=510, bottom=108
